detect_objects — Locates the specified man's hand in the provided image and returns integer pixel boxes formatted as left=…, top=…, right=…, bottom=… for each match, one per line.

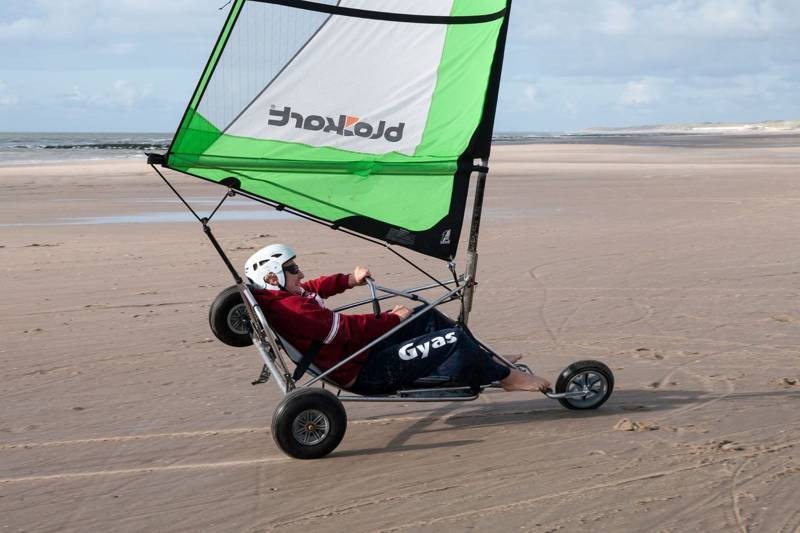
left=348, top=266, right=371, bottom=288
left=389, top=305, right=412, bottom=321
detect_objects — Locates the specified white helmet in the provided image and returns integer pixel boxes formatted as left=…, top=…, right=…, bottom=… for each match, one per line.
left=244, top=243, right=297, bottom=290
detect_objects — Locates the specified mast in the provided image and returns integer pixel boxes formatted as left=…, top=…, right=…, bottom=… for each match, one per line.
left=460, top=0, right=512, bottom=325
left=461, top=159, right=488, bottom=325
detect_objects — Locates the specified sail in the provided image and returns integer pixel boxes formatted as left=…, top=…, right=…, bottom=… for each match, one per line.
left=166, top=0, right=511, bottom=260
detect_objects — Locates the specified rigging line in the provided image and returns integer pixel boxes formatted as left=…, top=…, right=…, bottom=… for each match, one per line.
left=156, top=164, right=448, bottom=288
left=448, top=260, right=467, bottom=321
left=161, top=161, right=376, bottom=245
left=216, top=167, right=449, bottom=289
left=383, top=243, right=450, bottom=292
left=232, top=184, right=448, bottom=289
left=207, top=189, right=233, bottom=222
left=250, top=0, right=506, bottom=25
left=215, top=163, right=363, bottom=217
left=151, top=165, right=203, bottom=223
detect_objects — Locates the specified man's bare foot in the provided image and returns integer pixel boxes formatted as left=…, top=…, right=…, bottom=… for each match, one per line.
left=500, top=369, right=551, bottom=392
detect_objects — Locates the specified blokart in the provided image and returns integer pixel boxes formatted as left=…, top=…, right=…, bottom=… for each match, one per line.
left=211, top=270, right=614, bottom=459
left=148, top=0, right=614, bottom=459
left=147, top=178, right=615, bottom=459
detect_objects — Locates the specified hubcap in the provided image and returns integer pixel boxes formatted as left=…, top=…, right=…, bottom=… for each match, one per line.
left=292, top=409, right=330, bottom=446
left=565, top=370, right=607, bottom=408
left=227, top=304, right=250, bottom=335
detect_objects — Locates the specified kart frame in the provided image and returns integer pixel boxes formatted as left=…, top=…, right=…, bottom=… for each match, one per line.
left=221, top=227, right=589, bottom=403
left=150, top=164, right=615, bottom=458
left=150, top=161, right=598, bottom=404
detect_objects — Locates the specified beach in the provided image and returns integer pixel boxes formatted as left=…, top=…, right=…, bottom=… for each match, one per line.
left=1, top=139, right=799, bottom=531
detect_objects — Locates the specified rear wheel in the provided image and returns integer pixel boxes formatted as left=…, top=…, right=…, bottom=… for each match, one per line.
left=555, top=360, right=614, bottom=410
left=208, top=285, right=252, bottom=347
left=272, top=388, right=347, bottom=459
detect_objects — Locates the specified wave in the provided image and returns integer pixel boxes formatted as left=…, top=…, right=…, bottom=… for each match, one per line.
left=38, top=142, right=170, bottom=151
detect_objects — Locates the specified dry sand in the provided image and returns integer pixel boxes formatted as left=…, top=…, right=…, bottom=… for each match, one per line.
left=1, top=141, right=799, bottom=532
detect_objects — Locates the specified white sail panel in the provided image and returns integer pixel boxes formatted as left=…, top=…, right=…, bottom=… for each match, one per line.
left=225, top=0, right=454, bottom=156
left=197, top=1, right=336, bottom=131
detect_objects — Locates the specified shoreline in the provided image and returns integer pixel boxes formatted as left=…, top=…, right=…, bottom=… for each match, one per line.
left=2, top=131, right=800, bottom=169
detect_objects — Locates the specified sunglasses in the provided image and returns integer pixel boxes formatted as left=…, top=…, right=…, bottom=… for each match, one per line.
left=283, top=263, right=300, bottom=275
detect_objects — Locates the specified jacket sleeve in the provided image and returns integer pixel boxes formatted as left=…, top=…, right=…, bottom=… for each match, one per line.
left=302, top=274, right=351, bottom=299
left=270, top=295, right=401, bottom=347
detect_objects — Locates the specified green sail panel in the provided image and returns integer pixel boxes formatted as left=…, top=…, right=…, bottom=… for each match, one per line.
left=167, top=0, right=511, bottom=260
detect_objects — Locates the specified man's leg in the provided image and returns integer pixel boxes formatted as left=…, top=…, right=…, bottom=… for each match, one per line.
left=500, top=370, right=551, bottom=392
left=352, top=327, right=479, bottom=395
left=353, top=322, right=551, bottom=395
left=437, top=330, right=550, bottom=391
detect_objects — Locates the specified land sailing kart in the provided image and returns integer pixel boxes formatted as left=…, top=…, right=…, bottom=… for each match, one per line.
left=149, top=0, right=614, bottom=459
left=206, top=262, right=615, bottom=459
left=152, top=162, right=615, bottom=460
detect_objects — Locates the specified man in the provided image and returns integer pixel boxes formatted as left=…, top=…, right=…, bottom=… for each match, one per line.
left=246, top=244, right=551, bottom=394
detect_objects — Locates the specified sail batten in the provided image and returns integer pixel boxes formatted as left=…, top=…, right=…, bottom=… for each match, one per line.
left=248, top=0, right=506, bottom=24
left=166, top=0, right=512, bottom=260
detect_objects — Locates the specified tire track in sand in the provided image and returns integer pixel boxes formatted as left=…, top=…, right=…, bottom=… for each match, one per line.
left=731, top=458, right=753, bottom=533
left=0, top=415, right=461, bottom=451
left=379, top=461, right=721, bottom=532
left=379, top=438, right=800, bottom=532
left=526, top=253, right=643, bottom=346
left=0, top=457, right=288, bottom=484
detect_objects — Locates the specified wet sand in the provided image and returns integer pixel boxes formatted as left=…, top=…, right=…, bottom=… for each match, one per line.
left=1, top=141, right=800, bottom=532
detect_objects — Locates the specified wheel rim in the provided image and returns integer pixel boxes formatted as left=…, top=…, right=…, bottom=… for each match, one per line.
left=291, top=409, right=330, bottom=446
left=226, top=304, right=250, bottom=335
left=564, top=370, right=608, bottom=408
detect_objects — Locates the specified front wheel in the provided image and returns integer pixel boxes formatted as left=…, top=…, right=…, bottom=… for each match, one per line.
left=208, top=285, right=253, bottom=347
left=555, top=360, right=614, bottom=410
left=271, top=388, right=347, bottom=459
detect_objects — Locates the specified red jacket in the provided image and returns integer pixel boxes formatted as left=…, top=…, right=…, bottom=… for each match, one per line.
left=253, top=274, right=401, bottom=386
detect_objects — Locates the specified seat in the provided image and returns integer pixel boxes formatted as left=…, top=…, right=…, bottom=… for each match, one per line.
left=240, top=283, right=476, bottom=396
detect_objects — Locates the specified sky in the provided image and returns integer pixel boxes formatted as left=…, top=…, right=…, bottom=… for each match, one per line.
left=0, top=0, right=798, bottom=133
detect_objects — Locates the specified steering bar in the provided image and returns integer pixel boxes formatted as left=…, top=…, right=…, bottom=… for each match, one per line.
left=365, top=277, right=381, bottom=317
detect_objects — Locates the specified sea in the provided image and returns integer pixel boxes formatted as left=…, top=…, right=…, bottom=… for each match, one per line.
left=2, top=130, right=800, bottom=165
left=0, top=132, right=171, bottom=165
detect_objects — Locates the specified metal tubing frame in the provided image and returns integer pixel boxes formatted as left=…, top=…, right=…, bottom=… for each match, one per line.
left=544, top=390, right=592, bottom=400
left=337, top=392, right=479, bottom=403
left=238, top=283, right=292, bottom=393
left=235, top=270, right=482, bottom=400
left=331, top=279, right=460, bottom=313
left=462, top=158, right=489, bottom=325
left=302, top=279, right=471, bottom=388
left=152, top=164, right=599, bottom=404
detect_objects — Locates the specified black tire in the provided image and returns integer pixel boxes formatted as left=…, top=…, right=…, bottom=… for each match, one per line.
left=272, top=388, right=347, bottom=459
left=555, top=360, right=614, bottom=410
left=208, top=285, right=253, bottom=347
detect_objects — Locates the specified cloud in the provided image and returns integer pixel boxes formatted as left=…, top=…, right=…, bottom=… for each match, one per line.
left=0, top=17, right=46, bottom=41
left=501, top=82, right=544, bottom=114
left=105, top=42, right=136, bottom=56
left=600, top=1, right=634, bottom=35
left=0, top=80, right=19, bottom=107
left=523, top=84, right=539, bottom=104
left=512, top=0, right=800, bottom=41
left=652, top=0, right=793, bottom=37
left=0, top=0, right=224, bottom=43
left=62, top=80, right=155, bottom=109
left=620, top=78, right=662, bottom=107
left=111, top=80, right=154, bottom=107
